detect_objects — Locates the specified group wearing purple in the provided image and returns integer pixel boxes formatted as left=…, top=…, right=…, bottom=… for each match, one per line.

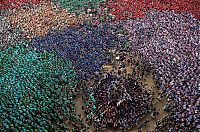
left=126, top=10, right=199, bottom=131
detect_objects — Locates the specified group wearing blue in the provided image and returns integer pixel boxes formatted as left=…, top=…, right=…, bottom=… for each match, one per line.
left=31, top=23, right=128, bottom=79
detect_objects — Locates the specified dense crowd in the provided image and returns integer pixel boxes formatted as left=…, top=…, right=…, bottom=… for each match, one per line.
left=5, top=2, right=88, bottom=39
left=31, top=23, right=127, bottom=79
left=0, top=0, right=40, bottom=9
left=52, top=0, right=103, bottom=15
left=0, top=43, right=86, bottom=131
left=0, top=16, right=25, bottom=50
left=83, top=49, right=156, bottom=131
left=0, top=1, right=199, bottom=131
left=105, top=0, right=200, bottom=20
left=125, top=10, right=199, bottom=131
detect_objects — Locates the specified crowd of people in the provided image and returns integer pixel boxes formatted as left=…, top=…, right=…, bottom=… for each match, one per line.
left=82, top=49, right=157, bottom=131
left=5, top=2, right=88, bottom=39
left=31, top=23, right=127, bottom=79
left=0, top=16, right=25, bottom=50
left=52, top=0, right=102, bottom=15
left=125, top=9, right=199, bottom=131
left=0, top=2, right=199, bottom=131
left=0, top=43, right=86, bottom=131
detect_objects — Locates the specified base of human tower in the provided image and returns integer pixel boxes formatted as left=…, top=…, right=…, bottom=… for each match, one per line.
left=78, top=49, right=168, bottom=131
